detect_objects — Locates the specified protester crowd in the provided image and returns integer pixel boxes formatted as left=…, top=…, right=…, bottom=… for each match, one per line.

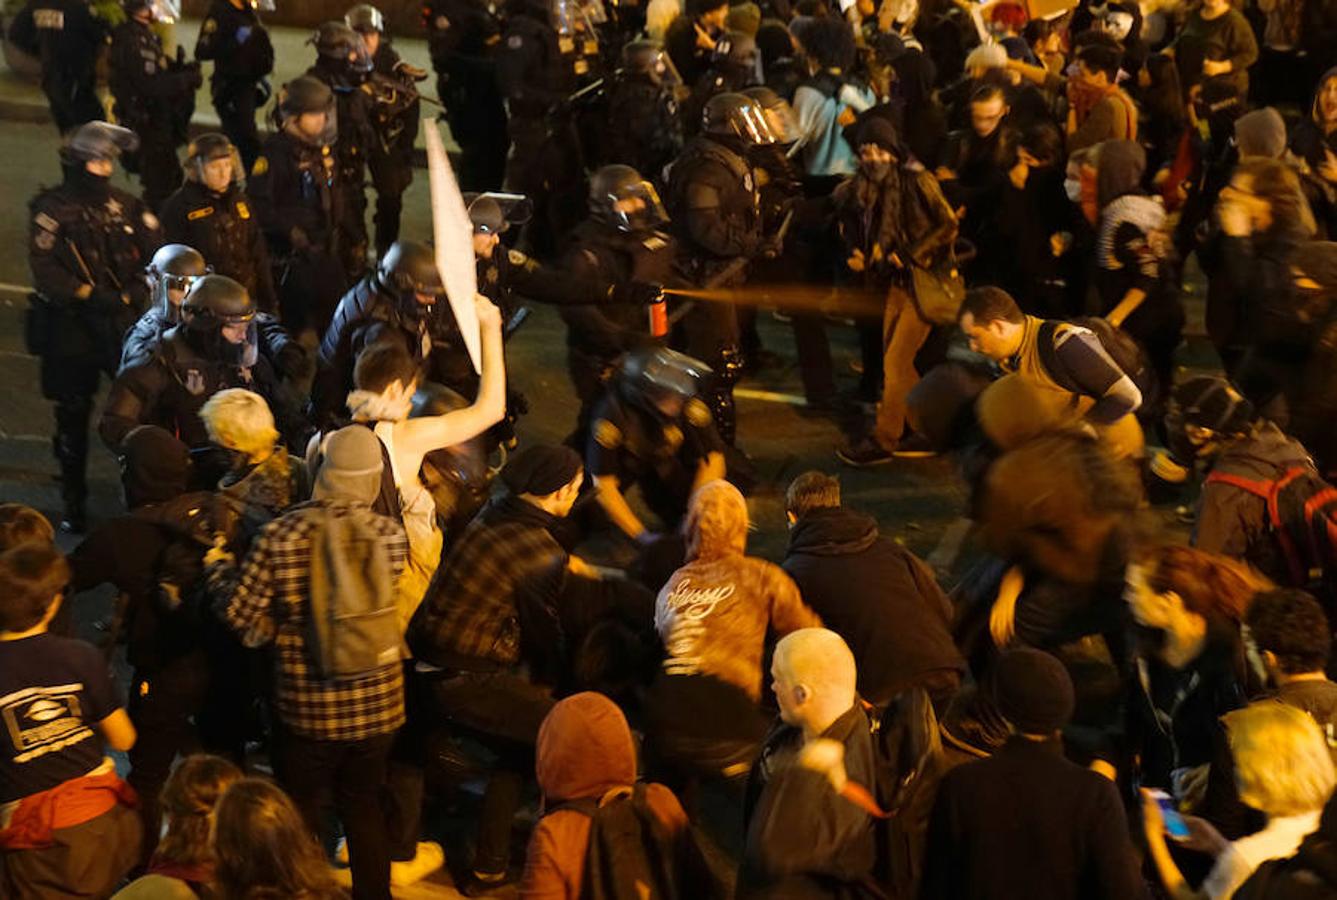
left=6, top=0, right=1337, bottom=895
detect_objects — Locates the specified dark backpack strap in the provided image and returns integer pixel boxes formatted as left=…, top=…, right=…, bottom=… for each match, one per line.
left=1033, top=320, right=1080, bottom=393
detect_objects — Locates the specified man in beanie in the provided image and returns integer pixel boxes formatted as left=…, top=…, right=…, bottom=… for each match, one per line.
left=407, top=444, right=584, bottom=894
left=207, top=424, right=409, bottom=900
left=1160, top=374, right=1320, bottom=584
left=834, top=116, right=960, bottom=466
left=921, top=648, right=1145, bottom=900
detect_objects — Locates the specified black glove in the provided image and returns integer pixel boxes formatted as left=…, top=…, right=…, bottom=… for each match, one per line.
left=186, top=63, right=204, bottom=92
left=614, top=280, right=664, bottom=306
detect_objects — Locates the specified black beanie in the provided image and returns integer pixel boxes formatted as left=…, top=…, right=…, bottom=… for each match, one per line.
left=501, top=445, right=582, bottom=496
left=857, top=116, right=901, bottom=156
left=1173, top=375, right=1255, bottom=435
left=991, top=648, right=1075, bottom=735
left=121, top=425, right=192, bottom=508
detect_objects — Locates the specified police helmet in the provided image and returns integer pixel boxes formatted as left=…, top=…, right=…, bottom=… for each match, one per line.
left=702, top=92, right=775, bottom=145
left=588, top=165, right=669, bottom=233
left=61, top=121, right=139, bottom=165
left=344, top=2, right=385, bottom=33
left=148, top=244, right=208, bottom=321
left=743, top=85, right=802, bottom=144
left=618, top=346, right=713, bottom=418
left=378, top=240, right=446, bottom=301
left=278, top=76, right=335, bottom=119
left=621, top=40, right=681, bottom=87
left=181, top=275, right=258, bottom=367
left=466, top=193, right=534, bottom=235
left=311, top=21, right=374, bottom=73
left=184, top=132, right=245, bottom=187
left=713, top=30, right=758, bottom=70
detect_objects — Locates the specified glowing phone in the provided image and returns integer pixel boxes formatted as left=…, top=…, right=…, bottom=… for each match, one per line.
left=1148, top=789, right=1190, bottom=841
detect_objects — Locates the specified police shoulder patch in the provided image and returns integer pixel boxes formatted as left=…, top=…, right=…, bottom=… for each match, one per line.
left=507, top=34, right=523, bottom=48
left=201, top=17, right=216, bottom=33
left=594, top=419, right=622, bottom=450
left=685, top=397, right=711, bottom=428
left=434, top=14, right=450, bottom=29
left=142, top=210, right=160, bottom=231
left=251, top=156, right=269, bottom=176
left=507, top=248, right=528, bottom=266
left=34, top=211, right=59, bottom=233
left=34, top=231, right=55, bottom=251
left=187, top=206, right=214, bottom=220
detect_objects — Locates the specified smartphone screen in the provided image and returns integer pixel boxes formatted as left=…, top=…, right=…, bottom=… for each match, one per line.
left=1149, top=789, right=1191, bottom=841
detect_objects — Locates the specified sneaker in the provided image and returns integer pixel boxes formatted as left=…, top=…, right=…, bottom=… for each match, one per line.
left=60, top=502, right=86, bottom=535
left=890, top=433, right=939, bottom=459
left=390, top=841, right=445, bottom=887
left=837, top=437, right=895, bottom=467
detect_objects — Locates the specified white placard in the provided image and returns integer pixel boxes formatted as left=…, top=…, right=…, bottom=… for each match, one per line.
left=424, top=120, right=482, bottom=374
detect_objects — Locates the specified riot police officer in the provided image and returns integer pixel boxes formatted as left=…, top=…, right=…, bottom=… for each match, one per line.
left=28, top=122, right=163, bottom=532
left=120, top=243, right=207, bottom=371
left=195, top=0, right=274, bottom=174
left=306, top=21, right=377, bottom=280
left=161, top=133, right=278, bottom=313
left=601, top=40, right=683, bottom=185
left=496, top=0, right=601, bottom=198
left=120, top=241, right=308, bottom=380
left=109, top=0, right=201, bottom=211
left=422, top=0, right=508, bottom=191
left=248, top=76, right=347, bottom=336
left=7, top=0, right=106, bottom=132
left=680, top=30, right=760, bottom=137
left=312, top=239, right=457, bottom=424
left=101, top=274, right=305, bottom=451
left=560, top=165, right=674, bottom=442
left=665, top=91, right=774, bottom=444
left=346, top=3, right=425, bottom=257
left=586, top=346, right=726, bottom=543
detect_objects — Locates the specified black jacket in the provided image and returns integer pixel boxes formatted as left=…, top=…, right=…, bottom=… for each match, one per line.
left=160, top=179, right=277, bottom=312
left=194, top=0, right=273, bottom=94
left=739, top=704, right=879, bottom=900
left=782, top=507, right=963, bottom=707
left=921, top=736, right=1147, bottom=900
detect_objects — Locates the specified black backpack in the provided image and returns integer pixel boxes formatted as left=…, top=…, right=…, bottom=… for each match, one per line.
left=841, top=688, right=947, bottom=900
left=555, top=785, right=728, bottom=900
left=1037, top=317, right=1158, bottom=408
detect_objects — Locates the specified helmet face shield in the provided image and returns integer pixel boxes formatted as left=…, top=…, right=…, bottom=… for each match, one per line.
left=148, top=0, right=180, bottom=22
left=759, top=102, right=801, bottom=144
left=605, top=180, right=669, bottom=232
left=156, top=272, right=204, bottom=321
left=188, top=140, right=245, bottom=191
left=553, top=0, right=602, bottom=34
left=219, top=316, right=259, bottom=368
left=728, top=102, right=776, bottom=145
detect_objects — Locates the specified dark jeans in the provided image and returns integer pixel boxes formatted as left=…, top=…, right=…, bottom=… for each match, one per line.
left=275, top=728, right=397, bottom=900
left=428, top=670, right=554, bottom=875
left=0, top=803, right=141, bottom=899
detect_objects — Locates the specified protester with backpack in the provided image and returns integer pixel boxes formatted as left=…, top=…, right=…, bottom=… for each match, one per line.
left=1163, top=376, right=1325, bottom=587
left=521, top=691, right=715, bottom=900
left=738, top=628, right=878, bottom=899
left=67, top=425, right=221, bottom=861
left=920, top=648, right=1145, bottom=900
left=206, top=424, right=409, bottom=900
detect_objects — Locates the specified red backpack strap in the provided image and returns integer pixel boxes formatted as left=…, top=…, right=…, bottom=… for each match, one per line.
left=1203, top=470, right=1275, bottom=499
left=1270, top=468, right=1319, bottom=585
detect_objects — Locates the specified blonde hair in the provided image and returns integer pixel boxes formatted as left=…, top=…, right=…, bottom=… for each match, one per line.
left=199, top=389, right=278, bottom=458
left=1227, top=702, right=1337, bottom=818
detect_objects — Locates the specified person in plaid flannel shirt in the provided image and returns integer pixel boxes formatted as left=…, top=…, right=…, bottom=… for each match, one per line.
left=207, top=424, right=407, bottom=900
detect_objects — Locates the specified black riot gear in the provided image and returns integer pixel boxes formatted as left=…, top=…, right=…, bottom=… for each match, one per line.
left=148, top=244, right=208, bottom=321
left=712, top=30, right=759, bottom=77
left=7, top=0, right=107, bottom=132
left=588, top=165, right=669, bottom=232
left=622, top=40, right=681, bottom=87
left=742, top=85, right=802, bottom=145
left=345, top=3, right=385, bottom=33
left=62, top=121, right=140, bottom=165
left=311, top=21, right=374, bottom=74
left=278, top=74, right=336, bottom=121
left=195, top=0, right=275, bottom=174
left=183, top=132, right=245, bottom=185
left=467, top=193, right=535, bottom=235
left=702, top=92, right=774, bottom=145
left=618, top=346, right=711, bottom=417
left=378, top=240, right=445, bottom=301
left=181, top=274, right=259, bottom=367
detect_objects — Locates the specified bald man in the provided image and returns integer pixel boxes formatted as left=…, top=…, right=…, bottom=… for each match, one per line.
left=737, top=628, right=879, bottom=899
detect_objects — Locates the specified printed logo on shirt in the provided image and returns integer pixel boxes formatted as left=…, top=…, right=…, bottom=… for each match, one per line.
left=659, top=578, right=735, bottom=677
left=1, top=684, right=93, bottom=764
